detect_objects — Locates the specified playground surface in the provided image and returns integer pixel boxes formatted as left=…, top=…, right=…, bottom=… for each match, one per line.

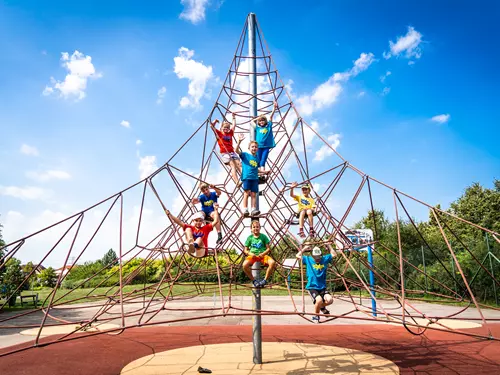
left=2, top=296, right=500, bottom=374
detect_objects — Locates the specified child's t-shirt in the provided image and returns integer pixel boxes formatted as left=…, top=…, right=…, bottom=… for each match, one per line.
left=199, top=191, right=218, bottom=214
left=294, top=195, right=316, bottom=211
left=215, top=129, right=234, bottom=154
left=255, top=121, right=275, bottom=149
left=303, top=254, right=333, bottom=290
left=239, top=152, right=259, bottom=180
left=245, top=233, right=270, bottom=256
left=183, top=224, right=213, bottom=247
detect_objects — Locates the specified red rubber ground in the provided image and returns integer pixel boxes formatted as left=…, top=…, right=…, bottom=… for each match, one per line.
left=1, top=324, right=500, bottom=374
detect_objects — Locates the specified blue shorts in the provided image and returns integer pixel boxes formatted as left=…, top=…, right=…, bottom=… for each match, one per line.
left=242, top=179, right=259, bottom=193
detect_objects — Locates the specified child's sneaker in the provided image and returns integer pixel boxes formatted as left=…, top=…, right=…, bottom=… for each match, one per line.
left=243, top=209, right=250, bottom=217
left=320, top=307, right=330, bottom=315
left=216, top=232, right=223, bottom=244
left=252, top=279, right=260, bottom=288
left=312, top=316, right=320, bottom=324
left=258, top=279, right=267, bottom=288
left=309, top=229, right=316, bottom=237
left=298, top=228, right=306, bottom=238
left=251, top=209, right=260, bottom=216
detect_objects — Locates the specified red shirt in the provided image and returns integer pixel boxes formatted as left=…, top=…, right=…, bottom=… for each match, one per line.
left=215, top=129, right=234, bottom=153
left=183, top=224, right=213, bottom=247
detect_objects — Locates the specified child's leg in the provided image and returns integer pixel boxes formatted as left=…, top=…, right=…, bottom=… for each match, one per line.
left=298, top=210, right=306, bottom=229
left=229, top=160, right=239, bottom=184
left=314, top=296, right=323, bottom=314
left=184, top=228, right=195, bottom=254
left=307, top=209, right=314, bottom=227
left=264, top=258, right=276, bottom=281
left=243, top=189, right=249, bottom=210
left=259, top=148, right=270, bottom=169
left=194, top=238, right=205, bottom=257
left=236, top=159, right=242, bottom=175
left=242, top=259, right=254, bottom=280
left=257, top=148, right=264, bottom=168
left=250, top=191, right=257, bottom=210
left=211, top=211, right=221, bottom=233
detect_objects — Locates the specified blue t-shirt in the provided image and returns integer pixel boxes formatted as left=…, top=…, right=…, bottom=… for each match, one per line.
left=239, top=152, right=259, bottom=180
left=199, top=191, right=218, bottom=214
left=255, top=121, right=275, bottom=149
left=303, top=254, right=333, bottom=290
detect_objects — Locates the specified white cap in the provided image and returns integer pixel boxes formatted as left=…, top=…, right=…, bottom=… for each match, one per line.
left=191, top=211, right=205, bottom=221
left=312, top=247, right=322, bottom=257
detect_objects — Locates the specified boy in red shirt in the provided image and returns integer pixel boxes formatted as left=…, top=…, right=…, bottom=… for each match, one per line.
left=165, top=203, right=220, bottom=257
left=210, top=113, right=241, bottom=184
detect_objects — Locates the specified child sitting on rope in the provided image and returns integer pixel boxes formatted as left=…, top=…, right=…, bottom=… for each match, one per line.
left=236, top=134, right=268, bottom=217
left=290, top=182, right=317, bottom=238
left=191, top=182, right=223, bottom=244
left=243, top=220, right=276, bottom=288
left=251, top=101, right=277, bottom=174
left=165, top=204, right=220, bottom=257
left=210, top=112, right=242, bottom=184
left=296, top=245, right=336, bottom=323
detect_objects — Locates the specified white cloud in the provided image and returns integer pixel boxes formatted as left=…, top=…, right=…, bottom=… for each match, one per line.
left=20, top=144, right=39, bottom=156
left=43, top=51, right=102, bottom=101
left=120, top=120, right=130, bottom=128
left=138, top=155, right=158, bottom=180
left=380, top=71, right=392, bottom=83
left=25, top=170, right=71, bottom=183
left=179, top=0, right=209, bottom=24
left=156, top=86, right=167, bottom=104
left=408, top=61, right=416, bottom=66
left=0, top=186, right=52, bottom=200
left=173, top=47, right=214, bottom=109
left=357, top=91, right=366, bottom=98
left=136, top=139, right=143, bottom=145
left=296, top=52, right=375, bottom=116
left=381, top=87, right=391, bottom=96
left=431, top=114, right=450, bottom=124
left=314, top=134, right=341, bottom=162
left=384, top=26, right=423, bottom=60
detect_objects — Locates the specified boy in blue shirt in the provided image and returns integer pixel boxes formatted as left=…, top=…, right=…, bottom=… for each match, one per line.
left=251, top=101, right=278, bottom=174
left=191, top=182, right=223, bottom=244
left=297, top=246, right=338, bottom=323
left=235, top=134, right=269, bottom=217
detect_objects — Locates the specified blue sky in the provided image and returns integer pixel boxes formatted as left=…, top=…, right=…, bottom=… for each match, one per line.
left=0, top=0, right=499, bottom=262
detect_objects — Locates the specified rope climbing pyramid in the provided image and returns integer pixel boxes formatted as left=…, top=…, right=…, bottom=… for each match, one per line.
left=1, top=14, right=500, bottom=357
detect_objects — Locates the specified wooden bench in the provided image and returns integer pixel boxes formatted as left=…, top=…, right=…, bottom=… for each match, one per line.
left=20, top=293, right=38, bottom=307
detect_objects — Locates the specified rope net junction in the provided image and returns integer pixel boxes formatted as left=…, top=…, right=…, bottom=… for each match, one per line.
left=1, top=14, right=500, bottom=355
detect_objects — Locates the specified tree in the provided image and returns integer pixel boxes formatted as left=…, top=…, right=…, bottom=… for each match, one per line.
left=39, top=267, right=58, bottom=288
left=102, top=249, right=118, bottom=267
left=1, top=258, right=23, bottom=306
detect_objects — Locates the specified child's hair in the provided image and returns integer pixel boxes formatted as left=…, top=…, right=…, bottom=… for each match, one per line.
left=199, top=182, right=209, bottom=191
left=258, top=115, right=268, bottom=123
left=222, top=121, right=231, bottom=128
left=251, top=219, right=260, bottom=228
left=249, top=141, right=258, bottom=149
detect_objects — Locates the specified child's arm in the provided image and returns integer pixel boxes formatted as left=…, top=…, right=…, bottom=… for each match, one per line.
left=270, top=101, right=278, bottom=122
left=231, top=113, right=237, bottom=132
left=191, top=197, right=200, bottom=205
left=211, top=203, right=220, bottom=228
left=164, top=209, right=185, bottom=227
left=209, top=119, right=219, bottom=133
left=290, top=182, right=298, bottom=199
left=211, top=184, right=222, bottom=197
left=243, top=246, right=251, bottom=256
left=260, top=243, right=272, bottom=257
left=296, top=243, right=311, bottom=259
left=235, top=134, right=245, bottom=154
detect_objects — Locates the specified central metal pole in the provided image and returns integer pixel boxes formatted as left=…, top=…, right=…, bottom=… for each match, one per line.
left=249, top=13, right=262, bottom=365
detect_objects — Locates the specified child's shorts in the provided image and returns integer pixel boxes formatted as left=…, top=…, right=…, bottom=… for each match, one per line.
left=308, top=288, right=330, bottom=304
left=242, top=179, right=259, bottom=193
left=295, top=210, right=317, bottom=218
left=221, top=152, right=239, bottom=165
left=245, top=254, right=272, bottom=266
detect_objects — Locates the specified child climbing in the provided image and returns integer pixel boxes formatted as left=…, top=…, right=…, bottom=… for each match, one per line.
left=210, top=113, right=242, bottom=185
left=236, top=134, right=262, bottom=217
left=296, top=245, right=336, bottom=323
left=251, top=101, right=278, bottom=174
left=290, top=182, right=317, bottom=238
left=191, top=183, right=223, bottom=244
left=165, top=204, right=220, bottom=258
left=242, top=220, right=276, bottom=288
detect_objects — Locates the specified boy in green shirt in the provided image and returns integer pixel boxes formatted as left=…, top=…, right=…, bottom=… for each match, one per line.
left=242, top=220, right=276, bottom=288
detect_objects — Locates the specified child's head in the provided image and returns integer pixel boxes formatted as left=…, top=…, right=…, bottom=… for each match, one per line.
left=257, top=116, right=268, bottom=127
left=249, top=141, right=258, bottom=155
left=199, top=183, right=210, bottom=195
left=221, top=121, right=231, bottom=133
left=312, top=246, right=322, bottom=262
left=251, top=220, right=261, bottom=235
left=191, top=211, right=205, bottom=228
left=301, top=184, right=311, bottom=197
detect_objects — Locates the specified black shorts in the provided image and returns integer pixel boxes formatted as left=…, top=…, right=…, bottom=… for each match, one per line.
left=308, top=289, right=330, bottom=304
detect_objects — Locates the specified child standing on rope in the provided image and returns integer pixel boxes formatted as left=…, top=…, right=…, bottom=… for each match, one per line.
left=191, top=183, right=223, bottom=244
left=243, top=220, right=276, bottom=288
left=290, top=182, right=317, bottom=238
left=236, top=134, right=261, bottom=217
left=210, top=113, right=242, bottom=185
left=165, top=204, right=220, bottom=258
left=251, top=101, right=278, bottom=174
left=296, top=246, right=336, bottom=323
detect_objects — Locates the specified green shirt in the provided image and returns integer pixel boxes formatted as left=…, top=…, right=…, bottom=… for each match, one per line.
left=245, top=233, right=270, bottom=256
